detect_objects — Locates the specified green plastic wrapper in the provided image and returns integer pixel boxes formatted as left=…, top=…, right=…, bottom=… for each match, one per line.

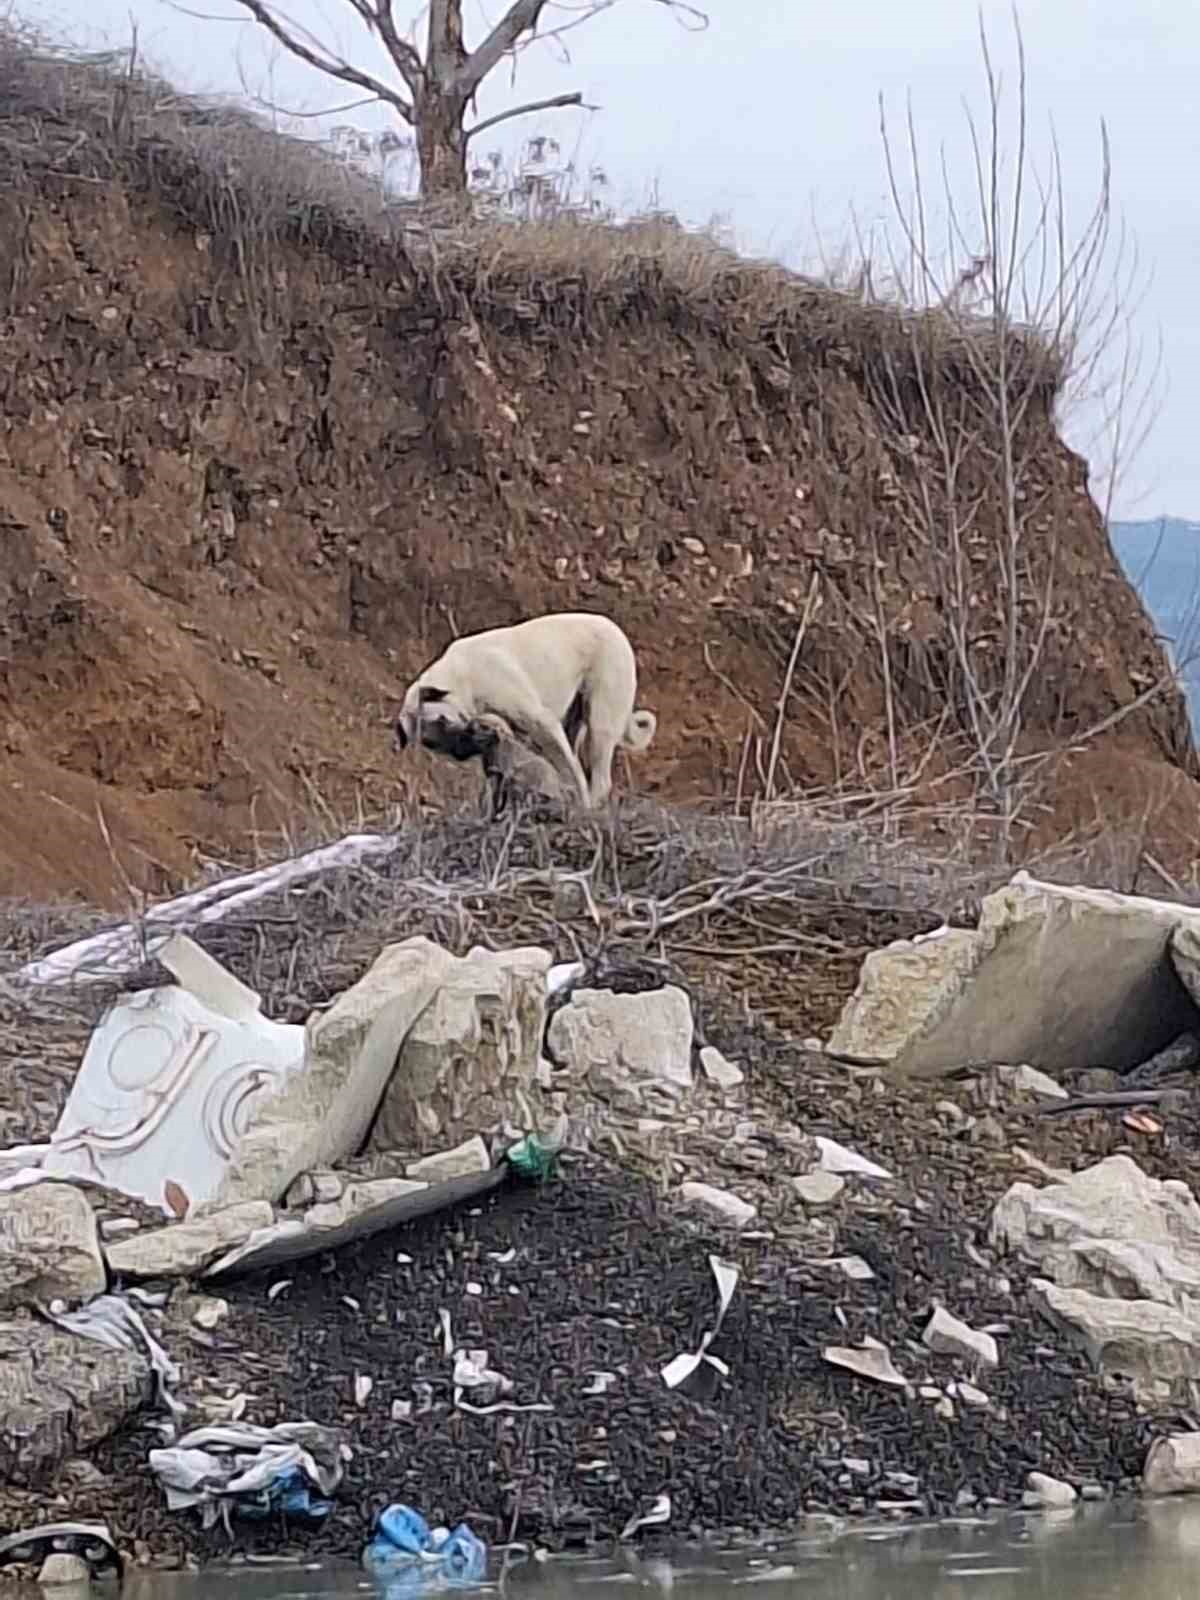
left=505, top=1115, right=568, bottom=1181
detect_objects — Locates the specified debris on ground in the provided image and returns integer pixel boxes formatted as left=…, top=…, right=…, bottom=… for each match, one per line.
left=362, top=1503, right=487, bottom=1586
left=148, top=1421, right=349, bottom=1530
left=4, top=860, right=1200, bottom=1565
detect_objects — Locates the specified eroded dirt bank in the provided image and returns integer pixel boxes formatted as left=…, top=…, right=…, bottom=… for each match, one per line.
left=0, top=32, right=1196, bottom=904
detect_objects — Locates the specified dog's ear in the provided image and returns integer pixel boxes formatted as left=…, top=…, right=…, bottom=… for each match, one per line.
left=418, top=685, right=449, bottom=704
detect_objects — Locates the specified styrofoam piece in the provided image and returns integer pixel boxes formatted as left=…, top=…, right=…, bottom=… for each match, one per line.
left=9, top=833, right=396, bottom=990
left=40, top=936, right=305, bottom=1216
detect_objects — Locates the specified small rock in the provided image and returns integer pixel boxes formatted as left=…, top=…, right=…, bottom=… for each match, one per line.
left=679, top=1182, right=756, bottom=1228
left=829, top=1254, right=875, bottom=1282
left=814, top=1136, right=891, bottom=1179
left=1024, top=1471, right=1077, bottom=1508
left=406, top=1136, right=492, bottom=1183
left=391, top=1399, right=413, bottom=1422
left=791, top=1171, right=845, bottom=1207
left=1080, top=1483, right=1106, bottom=1501
left=98, top=1217, right=140, bottom=1240
left=842, top=1457, right=871, bottom=1477
left=934, top=1398, right=955, bottom=1420
left=191, top=1296, right=229, bottom=1331
left=923, top=1305, right=1000, bottom=1369
left=38, top=1554, right=91, bottom=1586
left=957, top=1382, right=990, bottom=1408
left=699, top=1046, right=745, bottom=1090
left=918, top=1385, right=943, bottom=1401
left=354, top=1374, right=373, bottom=1407
left=997, top=1063, right=1069, bottom=1100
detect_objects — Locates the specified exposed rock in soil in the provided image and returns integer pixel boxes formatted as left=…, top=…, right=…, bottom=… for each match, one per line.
left=0, top=1318, right=150, bottom=1481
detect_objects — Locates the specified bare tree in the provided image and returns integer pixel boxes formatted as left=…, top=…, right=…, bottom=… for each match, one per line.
left=864, top=6, right=1165, bottom=845
left=223, top=0, right=706, bottom=201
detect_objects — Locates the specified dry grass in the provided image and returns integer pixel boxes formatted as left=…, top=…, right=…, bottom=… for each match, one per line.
left=0, top=798, right=974, bottom=1027
left=0, top=20, right=1064, bottom=403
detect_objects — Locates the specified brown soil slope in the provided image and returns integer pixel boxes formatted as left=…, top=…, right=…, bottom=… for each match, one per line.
left=0, top=35, right=1194, bottom=904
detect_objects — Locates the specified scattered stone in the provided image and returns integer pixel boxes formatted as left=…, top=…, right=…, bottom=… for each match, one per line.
left=104, top=1201, right=275, bottom=1279
left=1080, top=1483, right=1106, bottom=1501
left=0, top=1319, right=150, bottom=1479
left=923, top=1305, right=1000, bottom=1369
left=699, top=1045, right=744, bottom=1090
left=549, top=986, right=694, bottom=1094
left=827, top=1255, right=875, bottom=1282
left=1023, top=1471, right=1077, bottom=1509
left=38, top=1553, right=91, bottom=1585
left=829, top=874, right=1200, bottom=1078
left=191, top=1297, right=229, bottom=1331
left=918, top=1385, right=943, bottom=1401
left=1143, top=1433, right=1200, bottom=1496
left=957, top=1382, right=990, bottom=1408
left=995, top=1063, right=1068, bottom=1101
left=791, top=1171, right=845, bottom=1207
left=406, top=1136, right=491, bottom=1183
left=813, top=1136, right=891, bottom=1179
left=284, top=1170, right=344, bottom=1208
left=0, top=1183, right=105, bottom=1310
left=679, top=1182, right=756, bottom=1228
left=823, top=1338, right=907, bottom=1388
left=934, top=1397, right=955, bottom=1420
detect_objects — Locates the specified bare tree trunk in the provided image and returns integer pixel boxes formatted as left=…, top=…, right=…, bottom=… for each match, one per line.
left=416, top=91, right=469, bottom=199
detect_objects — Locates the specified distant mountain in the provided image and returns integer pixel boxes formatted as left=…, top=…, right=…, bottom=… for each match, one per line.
left=1110, top=517, right=1200, bottom=732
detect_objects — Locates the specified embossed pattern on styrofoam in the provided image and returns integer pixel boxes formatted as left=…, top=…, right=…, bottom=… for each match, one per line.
left=40, top=984, right=305, bottom=1217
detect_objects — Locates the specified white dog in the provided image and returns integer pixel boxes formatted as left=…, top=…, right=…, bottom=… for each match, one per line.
left=393, top=612, right=656, bottom=813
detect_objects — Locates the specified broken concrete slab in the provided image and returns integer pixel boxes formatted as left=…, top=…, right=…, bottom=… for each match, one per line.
left=548, top=986, right=694, bottom=1095
left=104, top=1200, right=275, bottom=1280
left=1029, top=1278, right=1200, bottom=1403
left=0, top=1318, right=150, bottom=1481
left=369, top=945, right=550, bottom=1155
left=205, top=1167, right=507, bottom=1280
left=0, top=1183, right=105, bottom=1311
left=209, top=937, right=453, bottom=1210
left=990, top=1155, right=1200, bottom=1306
left=40, top=934, right=306, bottom=1217
left=828, top=872, right=1200, bottom=1078
left=405, top=1136, right=491, bottom=1183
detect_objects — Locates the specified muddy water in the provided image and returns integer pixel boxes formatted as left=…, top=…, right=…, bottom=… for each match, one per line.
left=114, top=1501, right=1200, bottom=1600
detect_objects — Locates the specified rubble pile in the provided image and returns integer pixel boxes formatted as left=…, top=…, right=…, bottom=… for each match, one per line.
left=3, top=868, right=1200, bottom=1570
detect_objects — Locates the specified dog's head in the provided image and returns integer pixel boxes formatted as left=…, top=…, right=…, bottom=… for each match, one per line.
left=394, top=684, right=502, bottom=764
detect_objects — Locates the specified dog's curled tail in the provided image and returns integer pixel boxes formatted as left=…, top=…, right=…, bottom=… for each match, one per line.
left=623, top=709, right=657, bottom=751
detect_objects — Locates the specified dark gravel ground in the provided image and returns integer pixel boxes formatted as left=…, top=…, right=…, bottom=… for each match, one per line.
left=18, top=1046, right=1196, bottom=1570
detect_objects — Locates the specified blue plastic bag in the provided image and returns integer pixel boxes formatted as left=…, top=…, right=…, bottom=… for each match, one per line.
left=364, top=1504, right=487, bottom=1592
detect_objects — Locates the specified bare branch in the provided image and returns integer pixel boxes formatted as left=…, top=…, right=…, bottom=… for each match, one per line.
left=371, top=0, right=426, bottom=94
left=226, top=0, right=415, bottom=118
left=466, top=89, right=589, bottom=142
left=454, top=0, right=555, bottom=99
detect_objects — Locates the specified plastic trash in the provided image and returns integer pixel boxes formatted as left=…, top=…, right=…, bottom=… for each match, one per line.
left=149, top=1420, right=348, bottom=1531
left=363, top=1504, right=487, bottom=1591
left=505, top=1113, right=568, bottom=1181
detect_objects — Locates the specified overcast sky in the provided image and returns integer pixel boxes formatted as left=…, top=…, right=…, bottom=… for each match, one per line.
left=23, top=0, right=1199, bottom=521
